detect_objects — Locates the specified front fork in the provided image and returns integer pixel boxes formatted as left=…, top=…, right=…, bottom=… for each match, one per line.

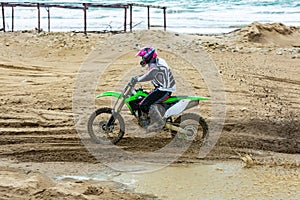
left=106, top=97, right=125, bottom=128
left=106, top=81, right=136, bottom=128
left=106, top=113, right=115, bottom=128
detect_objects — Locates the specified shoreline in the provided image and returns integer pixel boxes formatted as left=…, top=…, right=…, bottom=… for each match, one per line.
left=1, top=21, right=300, bottom=35
left=1, top=21, right=299, bottom=39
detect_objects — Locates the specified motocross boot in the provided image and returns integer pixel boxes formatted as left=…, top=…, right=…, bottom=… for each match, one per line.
left=139, top=112, right=149, bottom=127
left=147, top=105, right=165, bottom=132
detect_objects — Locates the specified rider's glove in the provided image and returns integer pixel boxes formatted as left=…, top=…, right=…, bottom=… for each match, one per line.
left=131, top=77, right=138, bottom=84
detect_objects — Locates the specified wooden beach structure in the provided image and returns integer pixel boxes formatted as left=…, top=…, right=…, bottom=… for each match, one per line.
left=0, top=2, right=167, bottom=34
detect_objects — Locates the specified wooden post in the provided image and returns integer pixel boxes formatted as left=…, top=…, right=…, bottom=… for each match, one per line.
left=47, top=7, right=50, bottom=32
left=37, top=3, right=41, bottom=32
left=83, top=3, right=87, bottom=35
left=129, top=4, right=132, bottom=32
left=147, top=6, right=150, bottom=30
left=124, top=6, right=127, bottom=32
left=163, top=7, right=166, bottom=31
left=11, top=6, right=14, bottom=32
left=1, top=3, right=5, bottom=32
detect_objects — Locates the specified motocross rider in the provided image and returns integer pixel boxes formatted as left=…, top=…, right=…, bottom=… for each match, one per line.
left=131, top=46, right=176, bottom=132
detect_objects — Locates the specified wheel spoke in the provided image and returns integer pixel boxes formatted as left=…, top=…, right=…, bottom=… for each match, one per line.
left=87, top=108, right=125, bottom=144
left=171, top=113, right=208, bottom=144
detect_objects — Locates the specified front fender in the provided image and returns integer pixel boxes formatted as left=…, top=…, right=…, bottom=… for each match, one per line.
left=96, top=91, right=122, bottom=99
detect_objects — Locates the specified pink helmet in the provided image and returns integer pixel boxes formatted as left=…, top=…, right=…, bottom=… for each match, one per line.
left=135, top=46, right=158, bottom=67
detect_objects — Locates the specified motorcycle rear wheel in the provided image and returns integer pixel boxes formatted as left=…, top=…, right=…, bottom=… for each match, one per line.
left=171, top=113, right=208, bottom=143
left=87, top=107, right=125, bottom=144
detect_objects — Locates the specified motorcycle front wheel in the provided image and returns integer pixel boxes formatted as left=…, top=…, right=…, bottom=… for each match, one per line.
left=171, top=113, right=208, bottom=143
left=87, top=107, right=125, bottom=144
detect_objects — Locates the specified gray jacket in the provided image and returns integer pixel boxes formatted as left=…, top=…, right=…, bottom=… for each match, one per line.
left=137, top=58, right=176, bottom=92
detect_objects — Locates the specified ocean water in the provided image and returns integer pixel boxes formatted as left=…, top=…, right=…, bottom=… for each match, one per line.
left=1, top=0, right=299, bottom=34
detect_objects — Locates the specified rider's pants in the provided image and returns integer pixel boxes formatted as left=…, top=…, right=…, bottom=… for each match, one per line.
left=139, top=88, right=171, bottom=114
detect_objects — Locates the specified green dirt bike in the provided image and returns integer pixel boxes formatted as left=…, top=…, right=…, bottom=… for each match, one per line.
left=87, top=79, right=210, bottom=144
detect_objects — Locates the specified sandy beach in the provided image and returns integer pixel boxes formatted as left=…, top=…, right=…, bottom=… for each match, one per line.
left=0, top=22, right=299, bottom=199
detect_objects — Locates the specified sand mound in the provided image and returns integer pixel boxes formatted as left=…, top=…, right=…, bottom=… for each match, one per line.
left=0, top=166, right=152, bottom=199
left=237, top=22, right=300, bottom=47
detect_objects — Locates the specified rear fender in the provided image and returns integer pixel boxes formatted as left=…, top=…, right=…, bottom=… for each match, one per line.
left=163, top=99, right=190, bottom=118
left=163, top=96, right=210, bottom=103
left=162, top=96, right=209, bottom=118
